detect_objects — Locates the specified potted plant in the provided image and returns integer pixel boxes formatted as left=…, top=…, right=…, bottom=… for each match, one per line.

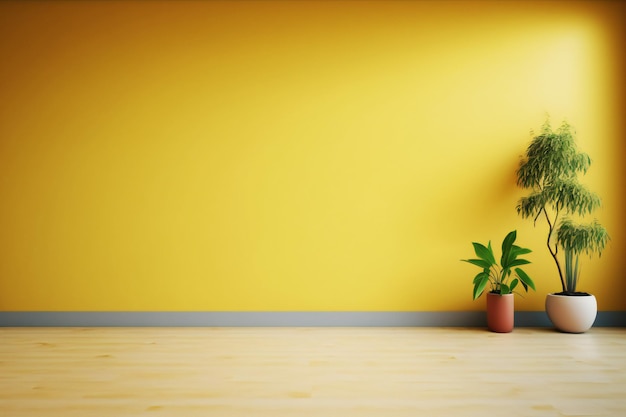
left=516, top=119, right=609, bottom=333
left=462, top=230, right=536, bottom=333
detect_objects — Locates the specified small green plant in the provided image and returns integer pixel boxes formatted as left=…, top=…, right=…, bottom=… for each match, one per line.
left=516, top=119, right=609, bottom=294
left=462, top=230, right=536, bottom=300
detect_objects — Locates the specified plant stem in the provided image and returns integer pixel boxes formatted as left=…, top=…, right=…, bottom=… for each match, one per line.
left=490, top=266, right=499, bottom=292
left=543, top=207, right=565, bottom=292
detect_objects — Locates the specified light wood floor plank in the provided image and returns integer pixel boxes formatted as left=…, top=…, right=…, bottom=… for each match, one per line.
left=1, top=327, right=625, bottom=416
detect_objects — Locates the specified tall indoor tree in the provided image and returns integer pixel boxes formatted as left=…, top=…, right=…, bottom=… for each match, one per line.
left=516, top=119, right=609, bottom=332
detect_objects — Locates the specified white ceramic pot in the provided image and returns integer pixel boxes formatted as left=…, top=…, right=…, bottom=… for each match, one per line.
left=545, top=293, right=597, bottom=333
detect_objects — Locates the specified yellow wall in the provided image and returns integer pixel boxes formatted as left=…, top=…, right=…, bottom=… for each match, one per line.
left=0, top=1, right=624, bottom=312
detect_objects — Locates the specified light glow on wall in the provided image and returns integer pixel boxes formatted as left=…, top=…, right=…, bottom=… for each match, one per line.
left=0, top=1, right=624, bottom=312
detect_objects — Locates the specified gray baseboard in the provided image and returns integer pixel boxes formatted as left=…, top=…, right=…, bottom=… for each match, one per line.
left=0, top=311, right=624, bottom=327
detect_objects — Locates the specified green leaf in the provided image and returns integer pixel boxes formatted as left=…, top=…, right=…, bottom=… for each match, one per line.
left=508, top=259, right=531, bottom=267
left=462, top=258, right=492, bottom=269
left=472, top=242, right=495, bottom=265
left=515, top=268, right=536, bottom=291
left=473, top=271, right=488, bottom=285
left=511, top=245, right=532, bottom=256
left=501, top=230, right=517, bottom=266
left=510, top=279, right=519, bottom=292
left=472, top=273, right=490, bottom=300
left=499, top=283, right=511, bottom=295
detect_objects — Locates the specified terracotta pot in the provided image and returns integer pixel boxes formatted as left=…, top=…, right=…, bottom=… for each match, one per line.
left=545, top=293, right=597, bottom=333
left=486, top=292, right=514, bottom=333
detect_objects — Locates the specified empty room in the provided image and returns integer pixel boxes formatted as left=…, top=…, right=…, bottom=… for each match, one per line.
left=1, top=0, right=625, bottom=416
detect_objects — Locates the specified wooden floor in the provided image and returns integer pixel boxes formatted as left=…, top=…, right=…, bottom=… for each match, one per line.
left=1, top=327, right=625, bottom=417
